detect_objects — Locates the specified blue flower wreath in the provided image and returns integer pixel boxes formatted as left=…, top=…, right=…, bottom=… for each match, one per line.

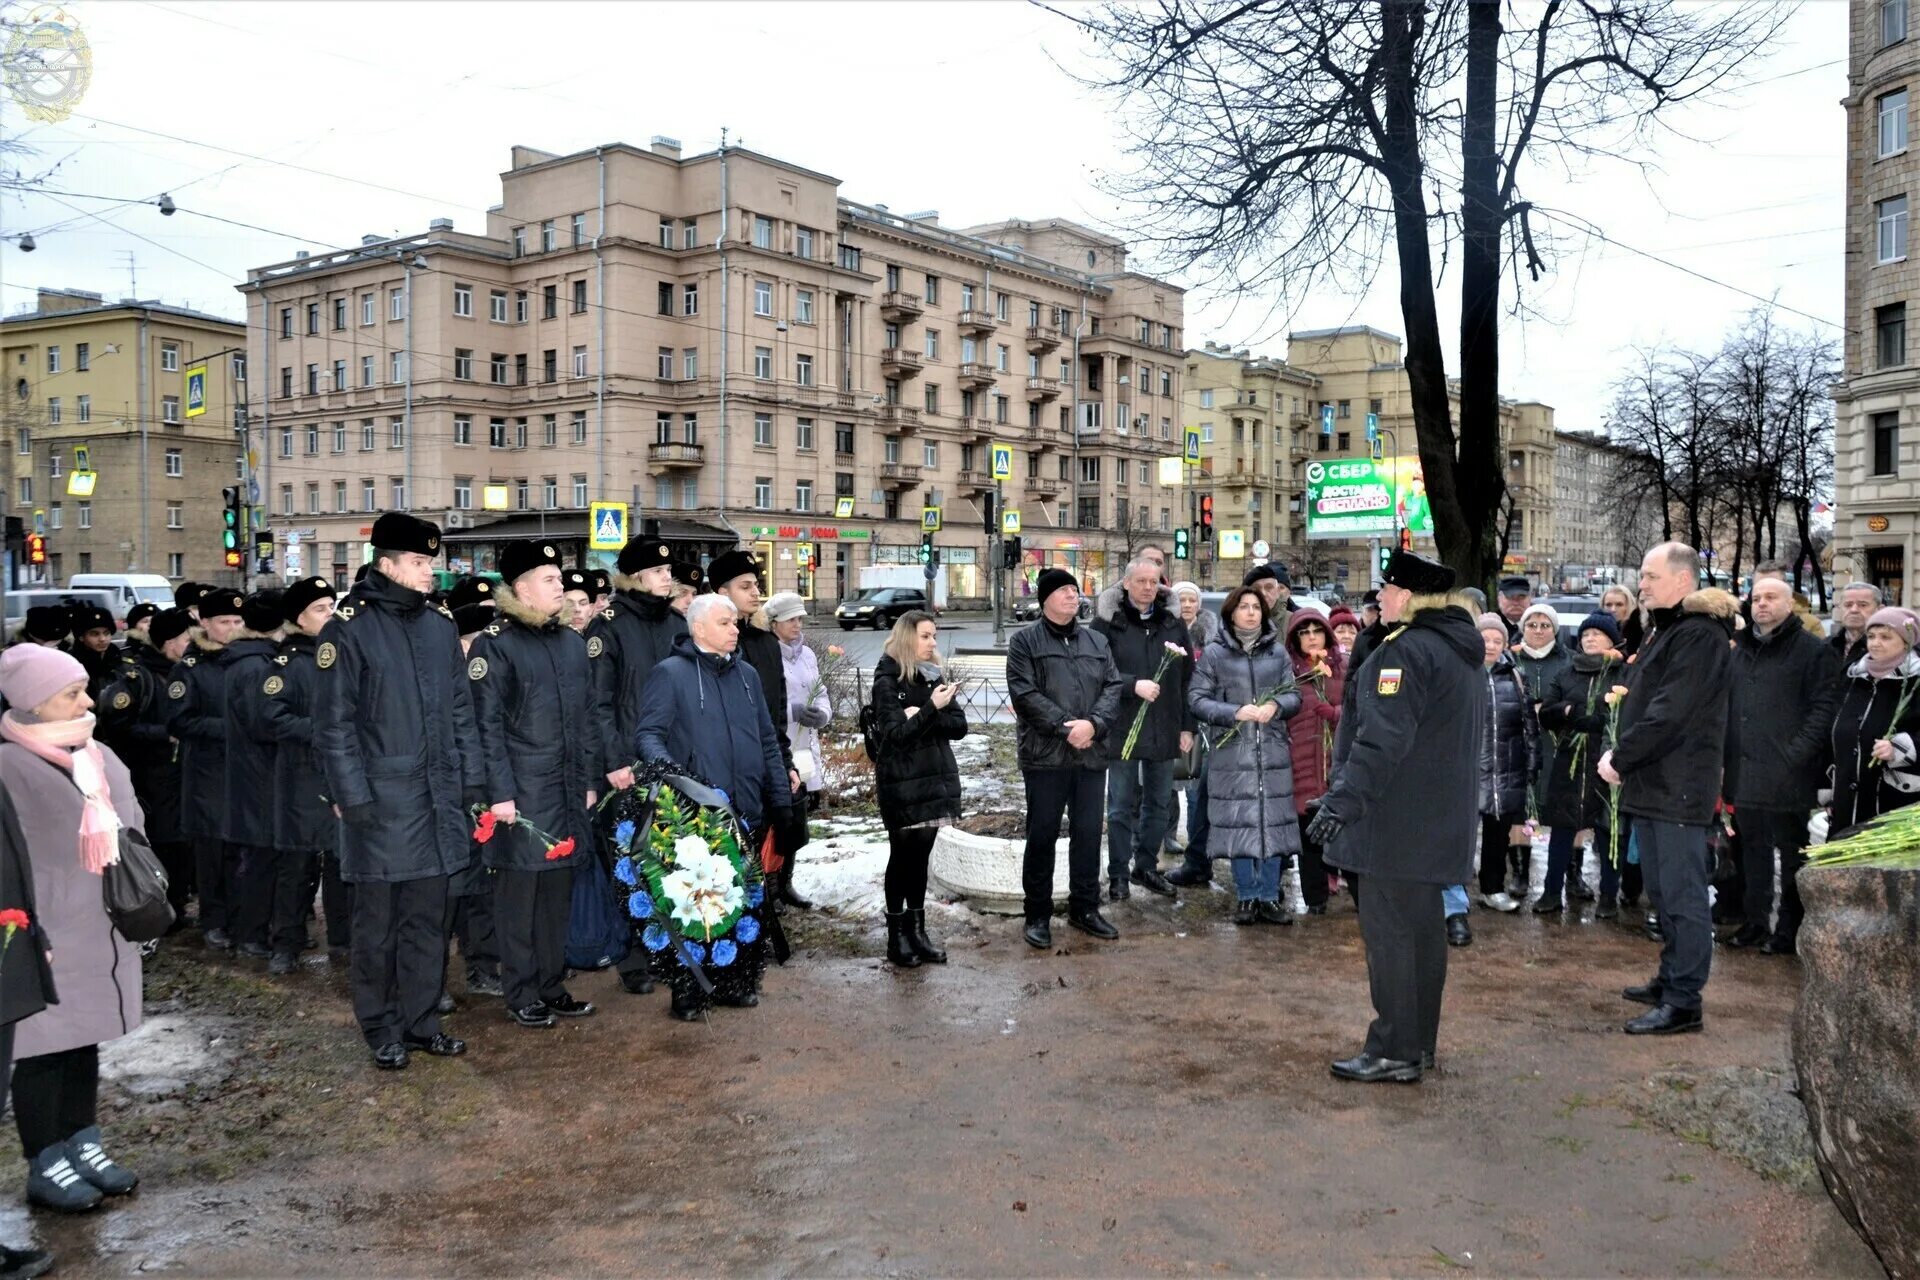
left=613, top=819, right=637, bottom=851
left=711, top=939, right=737, bottom=967
left=735, top=915, right=760, bottom=944
left=627, top=889, right=654, bottom=920
left=642, top=923, right=670, bottom=952
left=613, top=856, right=638, bottom=887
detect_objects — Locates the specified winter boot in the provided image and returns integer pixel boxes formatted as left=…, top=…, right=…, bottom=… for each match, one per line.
left=885, top=912, right=922, bottom=968
left=1233, top=899, right=1258, bottom=926
left=905, top=907, right=947, bottom=964
left=776, top=868, right=814, bottom=912
left=1254, top=899, right=1293, bottom=926
left=25, top=1145, right=101, bottom=1213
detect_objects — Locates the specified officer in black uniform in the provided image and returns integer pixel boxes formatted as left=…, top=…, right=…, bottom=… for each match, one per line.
left=106, top=607, right=196, bottom=921
left=586, top=537, right=686, bottom=996
left=223, top=591, right=293, bottom=964
left=1308, top=552, right=1484, bottom=1085
left=68, top=605, right=127, bottom=703
left=669, top=561, right=704, bottom=616
left=445, top=576, right=501, bottom=997
left=586, top=567, right=611, bottom=614
left=561, top=568, right=594, bottom=633
left=313, top=514, right=485, bottom=1069
left=168, top=589, right=246, bottom=949
left=12, top=606, right=67, bottom=649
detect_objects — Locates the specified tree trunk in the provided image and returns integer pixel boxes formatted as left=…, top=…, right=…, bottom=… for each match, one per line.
left=1456, top=0, right=1507, bottom=593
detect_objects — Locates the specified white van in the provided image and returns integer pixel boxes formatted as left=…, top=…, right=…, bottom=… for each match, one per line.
left=65, top=573, right=175, bottom=616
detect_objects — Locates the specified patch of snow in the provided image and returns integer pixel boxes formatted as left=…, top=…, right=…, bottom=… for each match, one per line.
left=100, top=1013, right=240, bottom=1099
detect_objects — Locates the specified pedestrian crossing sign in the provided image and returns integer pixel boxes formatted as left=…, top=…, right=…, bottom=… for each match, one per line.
left=589, top=501, right=627, bottom=551
left=1184, top=426, right=1201, bottom=463
left=990, top=444, right=1013, bottom=481
left=185, top=364, right=208, bottom=418
left=922, top=506, right=942, bottom=532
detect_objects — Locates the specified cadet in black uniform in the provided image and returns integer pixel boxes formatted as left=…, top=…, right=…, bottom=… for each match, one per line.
left=468, top=541, right=598, bottom=1028
left=168, top=589, right=245, bottom=949
left=313, top=514, right=486, bottom=1070
left=260, top=577, right=346, bottom=965
left=105, top=607, right=196, bottom=921
left=445, top=576, right=501, bottom=997
left=223, top=592, right=294, bottom=964
left=68, top=605, right=127, bottom=704
left=561, top=568, right=594, bottom=633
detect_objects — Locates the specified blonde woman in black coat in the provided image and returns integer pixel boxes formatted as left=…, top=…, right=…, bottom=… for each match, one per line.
left=870, top=611, right=967, bottom=969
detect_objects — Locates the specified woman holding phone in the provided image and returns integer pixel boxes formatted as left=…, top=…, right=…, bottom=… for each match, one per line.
left=870, top=611, right=968, bottom=969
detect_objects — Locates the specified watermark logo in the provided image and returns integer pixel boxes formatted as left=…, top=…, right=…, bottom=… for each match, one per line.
left=3, top=5, right=91, bottom=122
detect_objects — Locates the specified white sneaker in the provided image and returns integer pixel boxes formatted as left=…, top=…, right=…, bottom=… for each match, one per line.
left=1477, top=891, right=1520, bottom=912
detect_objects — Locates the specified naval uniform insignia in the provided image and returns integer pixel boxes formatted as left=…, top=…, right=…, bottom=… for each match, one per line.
left=112, top=691, right=132, bottom=710
left=317, top=642, right=338, bottom=670
left=264, top=675, right=285, bottom=696
left=1377, top=667, right=1404, bottom=696
left=167, top=680, right=187, bottom=700
left=587, top=636, right=604, bottom=658
left=468, top=657, right=488, bottom=681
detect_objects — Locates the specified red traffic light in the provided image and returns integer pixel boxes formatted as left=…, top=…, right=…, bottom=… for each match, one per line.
left=224, top=550, right=242, bottom=568
left=26, top=534, right=46, bottom=565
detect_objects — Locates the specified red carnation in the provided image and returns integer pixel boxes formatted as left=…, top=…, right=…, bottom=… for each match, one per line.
left=546, top=837, right=575, bottom=862
left=0, top=909, right=28, bottom=931
left=472, top=811, right=497, bottom=844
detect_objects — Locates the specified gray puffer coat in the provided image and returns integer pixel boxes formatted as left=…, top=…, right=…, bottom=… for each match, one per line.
left=1190, top=621, right=1303, bottom=861
left=1480, top=652, right=1539, bottom=820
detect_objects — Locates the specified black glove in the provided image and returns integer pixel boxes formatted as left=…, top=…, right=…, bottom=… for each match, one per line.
left=340, top=802, right=379, bottom=829
left=1304, top=806, right=1344, bottom=847
left=463, top=786, right=491, bottom=809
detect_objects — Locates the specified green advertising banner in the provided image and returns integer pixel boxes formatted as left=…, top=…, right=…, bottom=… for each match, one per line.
left=1303, top=457, right=1433, bottom=540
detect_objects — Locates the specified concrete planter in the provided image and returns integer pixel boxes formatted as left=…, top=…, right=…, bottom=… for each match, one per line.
left=929, top=825, right=1070, bottom=915
left=1793, top=864, right=1920, bottom=1279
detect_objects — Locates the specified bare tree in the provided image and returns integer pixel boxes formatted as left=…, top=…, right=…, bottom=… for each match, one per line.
left=1064, top=0, right=1787, bottom=589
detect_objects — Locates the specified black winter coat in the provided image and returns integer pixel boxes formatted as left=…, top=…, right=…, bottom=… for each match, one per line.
left=1723, top=619, right=1843, bottom=812
left=635, top=634, right=792, bottom=831
left=1479, top=652, right=1539, bottom=820
left=585, top=588, right=686, bottom=779
left=1829, top=650, right=1920, bottom=830
left=1536, top=652, right=1624, bottom=831
left=313, top=570, right=487, bottom=884
left=1322, top=599, right=1486, bottom=884
left=102, top=642, right=180, bottom=846
left=1830, top=628, right=1868, bottom=675
left=739, top=620, right=797, bottom=779
left=258, top=633, right=333, bottom=851
left=1190, top=623, right=1303, bottom=860
left=0, top=782, right=53, bottom=1030
left=1092, top=592, right=1197, bottom=764
left=1612, top=589, right=1736, bottom=826
left=166, top=635, right=231, bottom=842
left=870, top=655, right=967, bottom=832
left=221, top=635, right=283, bottom=848
left=466, top=597, right=595, bottom=871
left=1007, top=618, right=1125, bottom=771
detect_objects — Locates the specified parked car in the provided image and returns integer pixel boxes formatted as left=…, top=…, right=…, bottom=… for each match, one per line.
left=4, top=588, right=120, bottom=636
left=835, top=586, right=929, bottom=630
left=66, top=573, right=175, bottom=615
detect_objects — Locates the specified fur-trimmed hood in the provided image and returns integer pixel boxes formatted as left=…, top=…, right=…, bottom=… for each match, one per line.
left=1681, top=587, right=1739, bottom=620
left=190, top=629, right=226, bottom=654
left=496, top=587, right=566, bottom=629
left=1403, top=591, right=1487, bottom=669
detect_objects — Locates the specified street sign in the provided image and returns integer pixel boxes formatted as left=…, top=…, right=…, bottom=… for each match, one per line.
left=1219, top=529, right=1246, bottom=559
left=482, top=484, right=510, bottom=511
left=66, top=471, right=96, bottom=497
left=588, top=500, right=627, bottom=550
left=1320, top=404, right=1335, bottom=437
left=1303, top=457, right=1432, bottom=540
left=1365, top=411, right=1379, bottom=443
left=921, top=505, right=942, bottom=532
left=185, top=364, right=208, bottom=418
left=1184, top=426, right=1202, bottom=463
left=1002, top=510, right=1021, bottom=534
left=1251, top=539, right=1270, bottom=559
left=1157, top=455, right=1184, bottom=486
left=990, top=443, right=1013, bottom=481
left=835, top=496, right=856, bottom=519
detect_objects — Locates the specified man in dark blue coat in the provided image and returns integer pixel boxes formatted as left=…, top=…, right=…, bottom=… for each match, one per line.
left=223, top=591, right=294, bottom=965
left=258, top=577, right=343, bottom=969
left=314, top=514, right=486, bottom=1070
left=108, top=608, right=195, bottom=923
left=167, top=589, right=245, bottom=949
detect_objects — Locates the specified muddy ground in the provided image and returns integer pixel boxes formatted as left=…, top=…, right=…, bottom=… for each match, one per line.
left=0, top=881, right=1879, bottom=1278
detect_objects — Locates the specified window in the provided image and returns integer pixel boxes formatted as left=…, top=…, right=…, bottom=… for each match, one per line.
left=515, top=291, right=528, bottom=323
left=795, top=354, right=813, bottom=386
left=542, top=349, right=557, bottom=383
left=280, top=425, right=294, bottom=458
left=572, top=213, right=585, bottom=246
left=753, top=215, right=773, bottom=249
left=754, top=346, right=773, bottom=379
left=572, top=280, right=588, bottom=313
left=541, top=220, right=556, bottom=252
left=996, top=344, right=1010, bottom=372
left=754, top=280, right=773, bottom=316
left=795, top=289, right=814, bottom=324
left=1200, top=421, right=1214, bottom=443
left=280, top=308, right=293, bottom=339
left=924, top=329, right=940, bottom=360
left=755, top=477, right=773, bottom=509
left=543, top=414, right=557, bottom=446
left=795, top=479, right=813, bottom=512
left=306, top=363, right=320, bottom=395
left=359, top=355, right=373, bottom=387
left=1880, top=195, right=1909, bottom=263
left=515, top=479, right=530, bottom=510
left=1880, top=302, right=1908, bottom=369
left=45, top=502, right=58, bottom=529
left=1875, top=411, right=1901, bottom=475
left=658, top=282, right=674, bottom=316
left=363, top=479, right=377, bottom=511
left=840, top=244, right=861, bottom=271
left=885, top=437, right=901, bottom=464
left=1160, top=369, right=1172, bottom=397
left=680, top=413, right=697, bottom=443
left=489, top=291, right=508, bottom=322
left=453, top=283, right=473, bottom=317
left=392, top=478, right=407, bottom=508
left=925, top=384, right=941, bottom=414
left=333, top=297, right=347, bottom=330
left=571, top=410, right=588, bottom=444
left=307, top=305, right=320, bottom=336
left=682, top=218, right=698, bottom=249
left=490, top=353, right=508, bottom=385
left=1370, top=397, right=1383, bottom=414
left=836, top=471, right=855, bottom=498
left=1883, top=89, right=1910, bottom=157
left=333, top=421, right=347, bottom=452
left=658, top=347, right=674, bottom=379
left=307, top=423, right=320, bottom=454
left=923, top=274, right=940, bottom=304
left=391, top=416, right=406, bottom=449
left=281, top=484, right=293, bottom=515
left=454, top=349, right=473, bottom=380
left=1077, top=496, right=1100, bottom=527
left=573, top=346, right=588, bottom=378
left=512, top=226, right=527, bottom=256
left=836, top=422, right=855, bottom=455
left=1338, top=400, right=1351, bottom=418
left=996, top=291, right=1010, bottom=321
left=659, top=218, right=674, bottom=248
left=795, top=226, right=814, bottom=259
left=46, top=452, right=61, bottom=479
left=361, top=420, right=376, bottom=451
left=683, top=284, right=699, bottom=316
left=307, top=482, right=321, bottom=514
left=656, top=412, right=674, bottom=444
left=543, top=285, right=558, bottom=319
left=515, top=354, right=527, bottom=385
left=543, top=476, right=558, bottom=508
left=454, top=477, right=472, bottom=508
left=14, top=478, right=26, bottom=505
left=755, top=413, right=774, bottom=446
left=330, top=358, right=345, bottom=391
left=454, top=415, right=473, bottom=445
left=994, top=394, right=1009, bottom=424
left=683, top=348, right=698, bottom=380
left=75, top=395, right=89, bottom=423
left=75, top=342, right=88, bottom=371
left=390, top=288, right=405, bottom=320
left=572, top=474, right=588, bottom=506
left=923, top=441, right=939, bottom=468
left=164, top=447, right=182, bottom=476
left=168, top=552, right=184, bottom=578
left=77, top=502, right=91, bottom=530
left=1885, top=0, right=1908, bottom=46
left=334, top=480, right=348, bottom=512
left=1139, top=460, right=1152, bottom=485
left=1200, top=388, right=1214, bottom=408
left=797, top=417, right=815, bottom=451
left=166, top=502, right=183, bottom=530
left=362, top=292, right=374, bottom=325
left=45, top=397, right=59, bottom=425
left=962, top=284, right=977, bottom=311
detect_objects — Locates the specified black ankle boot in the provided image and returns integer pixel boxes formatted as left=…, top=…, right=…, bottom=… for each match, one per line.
left=905, top=907, right=947, bottom=964
left=777, top=869, right=814, bottom=912
left=885, top=912, right=921, bottom=968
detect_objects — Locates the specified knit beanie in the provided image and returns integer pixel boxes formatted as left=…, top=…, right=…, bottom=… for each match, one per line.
left=1036, top=568, right=1078, bottom=607
left=1578, top=611, right=1623, bottom=645
left=1476, top=612, right=1509, bottom=638
left=1518, top=602, right=1559, bottom=632
left=0, top=644, right=88, bottom=713
left=1867, top=606, right=1920, bottom=648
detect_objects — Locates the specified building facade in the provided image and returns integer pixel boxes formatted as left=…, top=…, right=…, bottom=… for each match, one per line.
left=1, top=289, right=245, bottom=587
left=1550, top=429, right=1661, bottom=590
left=1833, top=0, right=1920, bottom=604
left=238, top=140, right=1184, bottom=603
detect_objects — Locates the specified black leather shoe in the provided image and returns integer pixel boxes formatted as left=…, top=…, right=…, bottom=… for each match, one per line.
left=1165, top=864, right=1211, bottom=888
left=1068, top=908, right=1119, bottom=940
left=905, top=908, right=947, bottom=964
left=1233, top=899, right=1258, bottom=926
left=714, top=990, right=760, bottom=1008
left=1723, top=924, right=1767, bottom=949
left=1532, top=893, right=1564, bottom=915
left=0, top=1245, right=54, bottom=1279
left=1622, top=981, right=1663, bottom=1006
left=1643, top=913, right=1663, bottom=942
left=1254, top=899, right=1293, bottom=926
left=776, top=871, right=814, bottom=912
left=509, top=1004, right=556, bottom=1029
left=618, top=969, right=655, bottom=995
left=1759, top=934, right=1797, bottom=956
left=669, top=990, right=704, bottom=1021
left=435, top=990, right=457, bottom=1016
left=403, top=1033, right=467, bottom=1057
left=238, top=941, right=271, bottom=959
left=1305, top=903, right=1329, bottom=916
left=1445, top=914, right=1473, bottom=947
left=1595, top=900, right=1619, bottom=920
left=1330, top=1053, right=1422, bottom=1083
left=546, top=993, right=595, bottom=1017
left=886, top=912, right=922, bottom=968
left=372, top=1042, right=410, bottom=1070
left=1107, top=875, right=1131, bottom=902
left=1569, top=877, right=1596, bottom=902
left=1131, top=867, right=1176, bottom=898
left=1625, top=1003, right=1702, bottom=1035
left=1023, top=918, right=1052, bottom=949
left=203, top=927, right=232, bottom=950
left=268, top=951, right=297, bottom=974
left=466, top=969, right=505, bottom=998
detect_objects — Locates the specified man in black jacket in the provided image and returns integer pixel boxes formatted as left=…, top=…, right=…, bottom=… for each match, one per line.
left=258, top=578, right=343, bottom=968
left=223, top=591, right=294, bottom=966
left=587, top=537, right=686, bottom=996
left=314, top=514, right=486, bottom=1070
left=1007, top=568, right=1125, bottom=948
left=1093, top=558, right=1194, bottom=901
left=445, top=577, right=499, bottom=995
left=1243, top=561, right=1300, bottom=616
left=1723, top=572, right=1842, bottom=954
left=1599, top=543, right=1735, bottom=1036
left=1309, top=552, right=1483, bottom=1084
left=168, top=589, right=245, bottom=949
left=1828, top=581, right=1880, bottom=673
left=109, top=608, right=194, bottom=921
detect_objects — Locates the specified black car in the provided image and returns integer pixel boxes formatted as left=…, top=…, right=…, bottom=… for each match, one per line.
left=835, top=586, right=929, bottom=630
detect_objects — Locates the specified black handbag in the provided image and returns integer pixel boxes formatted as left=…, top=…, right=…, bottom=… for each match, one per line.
left=102, top=826, right=174, bottom=942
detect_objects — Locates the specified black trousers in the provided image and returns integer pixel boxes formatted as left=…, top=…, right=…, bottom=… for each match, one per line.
left=1356, top=876, right=1447, bottom=1064
left=12, top=1044, right=97, bottom=1158
left=1635, top=818, right=1712, bottom=1010
left=349, top=875, right=449, bottom=1048
left=493, top=866, right=573, bottom=1011
left=1298, top=804, right=1329, bottom=909
left=319, top=848, right=353, bottom=948
left=153, top=839, right=193, bottom=920
left=884, top=826, right=939, bottom=912
left=1476, top=814, right=1525, bottom=896
left=195, top=839, right=243, bottom=932
left=452, top=887, right=499, bottom=978
left=1738, top=806, right=1809, bottom=941
left=1022, top=767, right=1105, bottom=920
left=233, top=846, right=315, bottom=956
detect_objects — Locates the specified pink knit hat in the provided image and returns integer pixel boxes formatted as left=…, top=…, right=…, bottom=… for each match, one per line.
left=0, top=644, right=88, bottom=713
left=1867, top=606, right=1920, bottom=648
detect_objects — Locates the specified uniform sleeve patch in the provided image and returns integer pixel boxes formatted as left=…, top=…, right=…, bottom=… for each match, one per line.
left=112, top=691, right=132, bottom=710
left=316, top=642, right=337, bottom=670
left=1377, top=668, right=1404, bottom=696
left=167, top=680, right=187, bottom=699
left=586, top=636, right=604, bottom=658
left=468, top=657, right=488, bottom=681
left=264, top=675, right=285, bottom=696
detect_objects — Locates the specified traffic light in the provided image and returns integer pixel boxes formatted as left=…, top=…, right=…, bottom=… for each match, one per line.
left=1199, top=495, right=1214, bottom=542
left=25, top=534, right=45, bottom=566
left=1378, top=546, right=1392, bottom=580
left=1398, top=525, right=1411, bottom=552
left=1001, top=535, right=1022, bottom=568
left=1173, top=528, right=1190, bottom=560
left=222, top=486, right=242, bottom=554
left=918, top=532, right=933, bottom=566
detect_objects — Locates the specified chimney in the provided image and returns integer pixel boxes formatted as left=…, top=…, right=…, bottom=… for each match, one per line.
left=360, top=234, right=383, bottom=246
left=36, top=288, right=101, bottom=314
left=428, top=217, right=454, bottom=232
left=294, top=250, right=309, bottom=260
left=650, top=135, right=682, bottom=159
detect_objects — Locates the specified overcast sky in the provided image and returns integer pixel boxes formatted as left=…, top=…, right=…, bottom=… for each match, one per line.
left=0, top=0, right=1845, bottom=432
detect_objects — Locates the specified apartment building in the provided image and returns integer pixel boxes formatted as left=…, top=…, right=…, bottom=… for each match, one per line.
left=1833, top=0, right=1920, bottom=603
left=238, top=140, right=1184, bottom=602
left=1, top=289, right=245, bottom=586
left=1550, top=429, right=1662, bottom=589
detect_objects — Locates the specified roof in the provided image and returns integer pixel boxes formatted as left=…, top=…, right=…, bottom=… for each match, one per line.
left=437, top=512, right=736, bottom=544
left=1, top=298, right=243, bottom=330
left=1288, top=324, right=1405, bottom=345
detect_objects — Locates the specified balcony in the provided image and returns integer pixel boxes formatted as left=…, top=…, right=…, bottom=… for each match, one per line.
left=957, top=362, right=996, bottom=389
left=958, top=416, right=996, bottom=443
left=880, top=291, right=924, bottom=322
left=1026, top=324, right=1062, bottom=353
left=1022, top=423, right=1054, bottom=445
left=1024, top=476, right=1062, bottom=498
left=879, top=462, right=922, bottom=488
left=955, top=469, right=993, bottom=494
left=648, top=441, right=705, bottom=469
left=876, top=404, right=920, bottom=433
left=958, top=309, right=998, bottom=335
left=1025, top=376, right=1061, bottom=401
left=880, top=347, right=924, bottom=378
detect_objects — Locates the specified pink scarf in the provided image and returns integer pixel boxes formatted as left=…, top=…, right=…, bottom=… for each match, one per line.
left=1, top=712, right=120, bottom=875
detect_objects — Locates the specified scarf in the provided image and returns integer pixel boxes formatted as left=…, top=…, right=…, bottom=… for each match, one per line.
left=1, top=711, right=121, bottom=875
left=1520, top=641, right=1557, bottom=660
left=1233, top=624, right=1263, bottom=653
left=1867, top=646, right=1911, bottom=680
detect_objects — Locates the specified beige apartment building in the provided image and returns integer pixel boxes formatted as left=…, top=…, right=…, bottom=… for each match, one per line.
left=1, top=289, right=245, bottom=587
left=1550, top=429, right=1661, bottom=590
left=1833, top=0, right=1920, bottom=604
left=238, top=139, right=1185, bottom=603
left=1181, top=326, right=1556, bottom=592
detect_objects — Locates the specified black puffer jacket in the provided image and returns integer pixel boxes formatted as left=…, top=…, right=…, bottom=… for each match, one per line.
left=1724, top=617, right=1843, bottom=811
left=1006, top=617, right=1125, bottom=771
left=166, top=634, right=231, bottom=842
left=1480, top=652, right=1539, bottom=819
left=1612, top=588, right=1737, bottom=826
left=870, top=655, right=967, bottom=832
left=1092, top=591, right=1197, bottom=764
left=221, top=634, right=284, bottom=848
left=1536, top=652, right=1625, bottom=831
left=466, top=593, right=595, bottom=871
left=258, top=633, right=333, bottom=851
left=313, top=569, right=487, bottom=883
left=1189, top=621, right=1303, bottom=860
left=585, top=587, right=687, bottom=778
left=1829, top=649, right=1920, bottom=830
left=101, top=642, right=180, bottom=845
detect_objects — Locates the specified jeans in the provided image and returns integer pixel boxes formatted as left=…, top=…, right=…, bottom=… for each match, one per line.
left=1107, top=758, right=1176, bottom=879
left=1230, top=855, right=1281, bottom=901
left=1634, top=818, right=1713, bottom=1010
left=1023, top=767, right=1106, bottom=919
left=1738, top=806, right=1809, bottom=941
left=1442, top=884, right=1470, bottom=917
left=1173, top=769, right=1212, bottom=877
left=1543, top=826, right=1582, bottom=899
